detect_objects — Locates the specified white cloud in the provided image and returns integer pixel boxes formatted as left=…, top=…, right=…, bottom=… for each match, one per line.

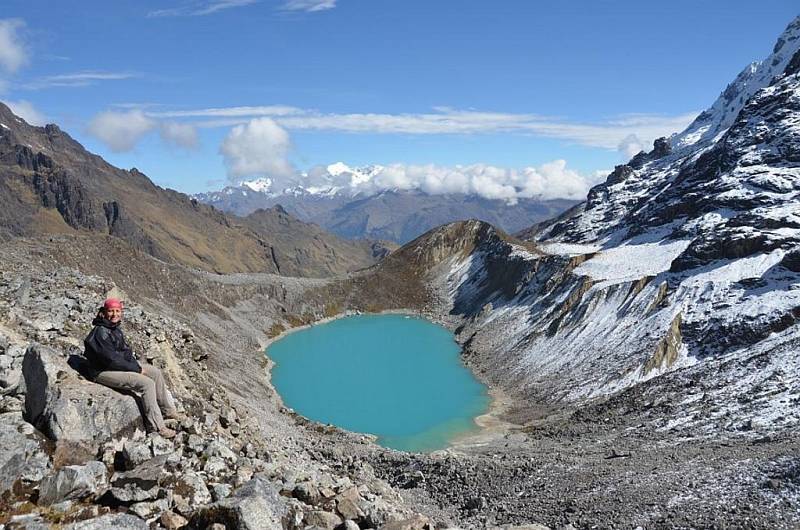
left=155, top=105, right=697, bottom=156
left=23, top=71, right=138, bottom=89
left=87, top=110, right=156, bottom=152
left=148, top=0, right=258, bottom=17
left=282, top=0, right=336, bottom=12
left=149, top=105, right=303, bottom=119
left=220, top=117, right=294, bottom=180
left=618, top=133, right=645, bottom=159
left=4, top=99, right=47, bottom=125
left=159, top=121, right=199, bottom=149
left=0, top=19, right=26, bottom=74
left=302, top=160, right=607, bottom=202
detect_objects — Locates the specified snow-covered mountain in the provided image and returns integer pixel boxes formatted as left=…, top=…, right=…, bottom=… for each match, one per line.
left=425, top=15, right=800, bottom=435
left=194, top=164, right=578, bottom=243
left=197, top=163, right=386, bottom=203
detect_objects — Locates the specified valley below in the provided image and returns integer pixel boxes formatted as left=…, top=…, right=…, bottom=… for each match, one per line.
left=1, top=226, right=797, bottom=529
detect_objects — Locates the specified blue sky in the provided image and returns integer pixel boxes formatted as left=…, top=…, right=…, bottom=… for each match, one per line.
left=0, top=1, right=798, bottom=197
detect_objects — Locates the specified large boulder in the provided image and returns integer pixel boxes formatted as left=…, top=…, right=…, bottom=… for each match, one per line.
left=38, top=460, right=108, bottom=505
left=0, top=412, right=51, bottom=495
left=191, top=475, right=287, bottom=530
left=22, top=344, right=143, bottom=446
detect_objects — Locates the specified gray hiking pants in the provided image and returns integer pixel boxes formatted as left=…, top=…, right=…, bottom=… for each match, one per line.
left=95, top=365, right=176, bottom=432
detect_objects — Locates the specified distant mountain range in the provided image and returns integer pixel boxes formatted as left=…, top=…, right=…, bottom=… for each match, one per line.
left=193, top=164, right=578, bottom=244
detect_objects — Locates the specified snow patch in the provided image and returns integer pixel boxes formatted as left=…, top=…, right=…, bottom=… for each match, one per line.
left=574, top=240, right=692, bottom=284
left=539, top=242, right=601, bottom=256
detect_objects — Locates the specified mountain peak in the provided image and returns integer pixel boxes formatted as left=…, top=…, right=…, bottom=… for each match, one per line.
left=241, top=177, right=273, bottom=193
left=326, top=161, right=352, bottom=176
left=671, top=15, right=800, bottom=152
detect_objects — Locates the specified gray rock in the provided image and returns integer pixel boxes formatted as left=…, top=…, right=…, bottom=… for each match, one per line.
left=30, top=309, right=68, bottom=332
left=0, top=394, right=23, bottom=413
left=202, top=412, right=217, bottom=430
left=129, top=498, right=170, bottom=520
left=62, top=513, right=148, bottom=529
left=7, top=513, right=49, bottom=529
left=191, top=475, right=288, bottom=530
left=0, top=354, right=13, bottom=372
left=123, top=440, right=152, bottom=469
left=293, top=481, right=322, bottom=505
left=204, top=440, right=238, bottom=462
left=182, top=417, right=201, bottom=435
left=160, top=510, right=189, bottom=529
left=210, top=482, right=233, bottom=501
left=38, top=461, right=108, bottom=505
left=8, top=343, right=27, bottom=358
left=234, top=465, right=254, bottom=487
left=219, top=406, right=237, bottom=428
left=0, top=412, right=50, bottom=495
left=109, top=455, right=170, bottom=503
left=150, top=433, right=174, bottom=456
left=343, top=520, right=360, bottom=530
left=0, top=353, right=23, bottom=390
left=23, top=344, right=143, bottom=446
left=204, top=455, right=228, bottom=475
left=305, top=510, right=343, bottom=529
left=169, top=471, right=212, bottom=505
left=186, top=433, right=205, bottom=453
left=381, top=514, right=434, bottom=530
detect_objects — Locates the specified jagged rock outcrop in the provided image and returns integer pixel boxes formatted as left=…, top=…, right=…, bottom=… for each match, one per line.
left=22, top=344, right=143, bottom=446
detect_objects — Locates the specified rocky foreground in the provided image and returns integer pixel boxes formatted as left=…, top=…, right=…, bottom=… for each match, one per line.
left=0, top=240, right=440, bottom=530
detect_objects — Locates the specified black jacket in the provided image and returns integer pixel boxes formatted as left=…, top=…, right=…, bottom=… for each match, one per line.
left=83, top=316, right=141, bottom=379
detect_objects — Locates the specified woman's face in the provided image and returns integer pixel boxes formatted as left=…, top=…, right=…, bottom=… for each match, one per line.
left=105, top=307, right=123, bottom=324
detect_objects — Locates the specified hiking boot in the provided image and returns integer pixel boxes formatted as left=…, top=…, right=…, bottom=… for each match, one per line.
left=158, top=427, right=177, bottom=439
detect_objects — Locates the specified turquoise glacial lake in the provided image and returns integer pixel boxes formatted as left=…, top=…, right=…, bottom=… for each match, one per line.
left=266, top=314, right=490, bottom=452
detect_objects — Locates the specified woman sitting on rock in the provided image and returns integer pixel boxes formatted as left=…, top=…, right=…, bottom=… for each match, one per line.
left=84, top=298, right=182, bottom=439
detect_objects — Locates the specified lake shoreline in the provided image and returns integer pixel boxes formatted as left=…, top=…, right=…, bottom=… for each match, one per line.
left=261, top=309, right=512, bottom=453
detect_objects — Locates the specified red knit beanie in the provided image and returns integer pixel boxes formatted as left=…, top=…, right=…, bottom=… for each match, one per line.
left=103, top=298, right=124, bottom=311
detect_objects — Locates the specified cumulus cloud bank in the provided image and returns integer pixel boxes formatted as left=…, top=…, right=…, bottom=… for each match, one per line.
left=86, top=110, right=200, bottom=152
left=284, top=160, right=607, bottom=202
left=220, top=117, right=294, bottom=180
left=87, top=110, right=156, bottom=152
